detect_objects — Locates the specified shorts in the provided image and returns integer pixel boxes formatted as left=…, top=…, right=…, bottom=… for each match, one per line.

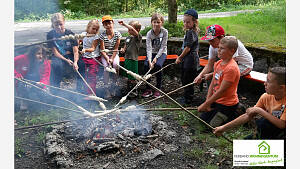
left=122, top=59, right=138, bottom=80
left=101, top=54, right=120, bottom=69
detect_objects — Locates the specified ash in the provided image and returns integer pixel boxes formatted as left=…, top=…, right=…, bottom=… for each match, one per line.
left=44, top=112, right=191, bottom=168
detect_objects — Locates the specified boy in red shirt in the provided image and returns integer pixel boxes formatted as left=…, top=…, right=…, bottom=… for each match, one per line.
left=214, top=67, right=286, bottom=139
left=198, top=36, right=240, bottom=127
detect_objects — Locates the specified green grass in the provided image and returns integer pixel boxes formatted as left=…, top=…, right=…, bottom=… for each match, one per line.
left=198, top=2, right=286, bottom=48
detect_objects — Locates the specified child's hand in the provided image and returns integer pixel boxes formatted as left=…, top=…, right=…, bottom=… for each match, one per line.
left=120, top=48, right=125, bottom=54
left=204, top=73, right=213, bottom=81
left=118, top=20, right=124, bottom=25
left=73, top=62, right=79, bottom=70
left=175, top=57, right=182, bottom=64
left=213, top=126, right=225, bottom=136
left=194, top=74, right=203, bottom=84
left=80, top=49, right=86, bottom=54
left=109, top=58, right=113, bottom=65
left=66, top=59, right=73, bottom=66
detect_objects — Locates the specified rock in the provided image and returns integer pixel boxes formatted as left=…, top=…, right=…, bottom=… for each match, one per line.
left=141, top=149, right=164, bottom=161
left=179, top=135, right=192, bottom=144
left=164, top=144, right=179, bottom=153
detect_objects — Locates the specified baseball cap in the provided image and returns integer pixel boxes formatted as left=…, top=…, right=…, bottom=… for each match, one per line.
left=102, top=15, right=113, bottom=23
left=200, top=24, right=225, bottom=41
left=184, top=9, right=198, bottom=19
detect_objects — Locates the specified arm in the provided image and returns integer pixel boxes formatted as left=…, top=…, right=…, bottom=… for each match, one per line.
left=52, top=47, right=73, bottom=66
left=198, top=80, right=232, bottom=112
left=82, top=39, right=99, bottom=53
left=14, top=55, right=26, bottom=78
left=247, top=107, right=286, bottom=129
left=110, top=38, right=121, bottom=63
left=146, top=31, right=153, bottom=67
left=118, top=21, right=139, bottom=36
left=194, top=57, right=216, bottom=84
left=99, top=40, right=110, bottom=64
left=213, top=113, right=252, bottom=136
left=72, top=43, right=80, bottom=70
left=176, top=47, right=190, bottom=64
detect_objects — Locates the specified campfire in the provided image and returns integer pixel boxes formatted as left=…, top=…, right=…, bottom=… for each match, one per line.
left=43, top=107, right=190, bottom=168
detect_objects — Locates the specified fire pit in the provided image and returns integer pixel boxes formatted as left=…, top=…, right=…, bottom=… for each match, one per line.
left=44, top=109, right=192, bottom=168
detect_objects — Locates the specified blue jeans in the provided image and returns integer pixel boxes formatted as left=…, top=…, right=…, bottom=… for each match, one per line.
left=143, top=53, right=166, bottom=89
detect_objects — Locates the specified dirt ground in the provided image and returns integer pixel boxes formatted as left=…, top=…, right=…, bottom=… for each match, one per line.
left=14, top=73, right=271, bottom=169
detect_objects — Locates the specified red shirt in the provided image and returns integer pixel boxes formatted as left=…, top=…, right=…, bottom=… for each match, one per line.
left=14, top=54, right=51, bottom=85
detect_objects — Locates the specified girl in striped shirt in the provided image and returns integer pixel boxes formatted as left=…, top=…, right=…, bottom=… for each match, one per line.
left=99, top=15, right=122, bottom=92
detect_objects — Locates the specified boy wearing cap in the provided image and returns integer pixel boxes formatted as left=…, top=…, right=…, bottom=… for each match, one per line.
left=175, top=9, right=200, bottom=105
left=198, top=36, right=240, bottom=127
left=214, top=67, right=286, bottom=139
left=194, top=24, right=253, bottom=84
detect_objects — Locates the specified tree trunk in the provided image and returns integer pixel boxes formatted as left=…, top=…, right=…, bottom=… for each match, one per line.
left=168, top=0, right=177, bottom=24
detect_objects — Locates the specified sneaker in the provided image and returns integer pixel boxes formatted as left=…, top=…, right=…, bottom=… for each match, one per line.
left=153, top=91, right=161, bottom=98
left=142, top=89, right=153, bottom=98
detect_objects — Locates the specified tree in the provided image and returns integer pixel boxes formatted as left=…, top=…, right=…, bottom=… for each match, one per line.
left=168, top=0, right=177, bottom=23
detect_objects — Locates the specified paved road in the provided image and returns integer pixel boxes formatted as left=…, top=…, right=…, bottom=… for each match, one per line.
left=14, top=10, right=258, bottom=46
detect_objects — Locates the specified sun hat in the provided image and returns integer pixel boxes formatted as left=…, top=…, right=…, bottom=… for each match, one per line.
left=184, top=9, right=198, bottom=19
left=200, top=24, right=225, bottom=41
left=102, top=15, right=113, bottom=23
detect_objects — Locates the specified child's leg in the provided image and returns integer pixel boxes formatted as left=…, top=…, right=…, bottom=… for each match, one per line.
left=83, top=58, right=99, bottom=95
left=255, top=118, right=286, bottom=139
left=153, top=53, right=166, bottom=89
left=181, top=68, right=197, bottom=101
left=101, top=56, right=110, bottom=85
left=143, top=59, right=151, bottom=90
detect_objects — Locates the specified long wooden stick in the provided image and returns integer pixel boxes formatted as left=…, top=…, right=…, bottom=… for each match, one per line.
left=95, top=107, right=198, bottom=113
left=139, top=82, right=196, bottom=106
left=116, top=64, right=232, bottom=143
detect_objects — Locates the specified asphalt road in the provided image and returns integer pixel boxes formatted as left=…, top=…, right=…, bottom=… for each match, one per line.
left=14, top=10, right=258, bottom=46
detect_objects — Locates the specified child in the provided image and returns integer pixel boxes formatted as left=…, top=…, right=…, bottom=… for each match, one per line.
left=214, top=67, right=286, bottom=139
left=118, top=20, right=142, bottom=95
left=175, top=9, right=199, bottom=105
left=142, top=13, right=168, bottom=98
left=80, top=19, right=101, bottom=96
left=194, top=24, right=253, bottom=84
left=99, top=15, right=122, bottom=97
left=14, top=45, right=51, bottom=111
left=198, top=36, right=240, bottom=127
left=46, top=13, right=85, bottom=93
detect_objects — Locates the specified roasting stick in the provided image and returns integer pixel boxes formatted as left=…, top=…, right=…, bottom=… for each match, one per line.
left=74, top=69, right=107, bottom=110
left=15, top=96, right=83, bottom=114
left=115, top=62, right=176, bottom=108
left=95, top=107, right=198, bottom=113
left=116, top=64, right=233, bottom=143
left=15, top=33, right=97, bottom=51
left=15, top=78, right=94, bottom=116
left=21, top=78, right=107, bottom=102
left=114, top=67, right=153, bottom=108
left=139, top=82, right=196, bottom=106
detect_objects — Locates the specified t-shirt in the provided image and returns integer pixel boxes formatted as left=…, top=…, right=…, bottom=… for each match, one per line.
left=255, top=93, right=286, bottom=121
left=208, top=40, right=253, bottom=69
left=125, top=34, right=142, bottom=61
left=212, top=59, right=240, bottom=106
left=46, top=29, right=78, bottom=56
left=146, top=27, right=168, bottom=60
left=82, top=32, right=100, bottom=58
left=182, top=29, right=199, bottom=69
left=99, top=30, right=122, bottom=57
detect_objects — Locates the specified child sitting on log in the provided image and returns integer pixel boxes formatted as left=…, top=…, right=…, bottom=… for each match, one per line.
left=198, top=36, right=240, bottom=128
left=214, top=66, right=286, bottom=139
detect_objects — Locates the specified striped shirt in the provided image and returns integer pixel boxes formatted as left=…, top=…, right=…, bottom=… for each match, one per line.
left=99, top=30, right=122, bottom=56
